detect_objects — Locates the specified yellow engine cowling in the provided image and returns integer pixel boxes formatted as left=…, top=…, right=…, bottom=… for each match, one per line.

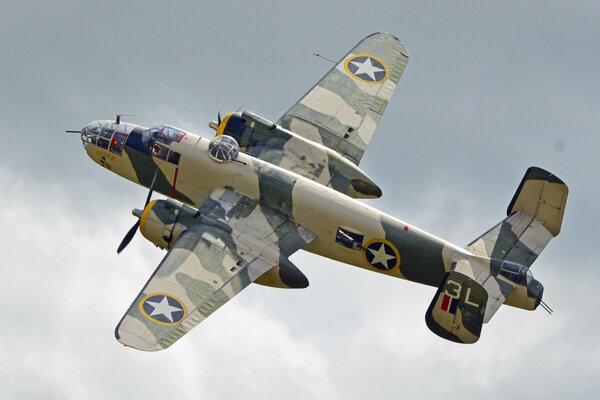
left=139, top=199, right=197, bottom=249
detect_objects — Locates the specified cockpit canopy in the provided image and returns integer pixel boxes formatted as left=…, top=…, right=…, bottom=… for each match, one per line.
left=144, top=125, right=186, bottom=145
left=81, top=120, right=187, bottom=153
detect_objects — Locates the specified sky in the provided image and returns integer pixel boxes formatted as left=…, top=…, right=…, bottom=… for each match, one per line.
left=1, top=1, right=599, bottom=399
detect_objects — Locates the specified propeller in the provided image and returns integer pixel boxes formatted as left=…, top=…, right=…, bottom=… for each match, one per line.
left=117, top=168, right=159, bottom=254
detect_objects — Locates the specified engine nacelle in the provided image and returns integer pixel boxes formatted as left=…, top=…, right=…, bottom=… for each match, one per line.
left=138, top=198, right=199, bottom=249
left=214, top=111, right=382, bottom=199
left=138, top=198, right=310, bottom=289
left=254, top=257, right=309, bottom=289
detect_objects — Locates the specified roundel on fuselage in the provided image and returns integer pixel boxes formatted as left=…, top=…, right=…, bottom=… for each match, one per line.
left=361, top=239, right=400, bottom=272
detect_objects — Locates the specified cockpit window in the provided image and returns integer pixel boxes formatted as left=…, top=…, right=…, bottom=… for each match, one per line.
left=150, top=142, right=181, bottom=165
left=146, top=125, right=186, bottom=145
left=110, top=132, right=128, bottom=155
left=97, top=137, right=110, bottom=150
left=167, top=151, right=181, bottom=165
left=86, top=124, right=101, bottom=135
left=81, top=121, right=129, bottom=152
left=500, top=261, right=529, bottom=285
left=152, top=143, right=169, bottom=160
left=100, top=127, right=114, bottom=139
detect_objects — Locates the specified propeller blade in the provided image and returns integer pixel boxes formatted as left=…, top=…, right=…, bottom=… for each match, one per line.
left=117, top=220, right=140, bottom=254
left=217, top=111, right=222, bottom=126
left=119, top=169, right=158, bottom=254
left=65, top=130, right=81, bottom=133
left=145, top=168, right=159, bottom=207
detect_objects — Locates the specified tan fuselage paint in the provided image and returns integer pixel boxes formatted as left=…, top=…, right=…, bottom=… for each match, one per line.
left=86, top=127, right=469, bottom=283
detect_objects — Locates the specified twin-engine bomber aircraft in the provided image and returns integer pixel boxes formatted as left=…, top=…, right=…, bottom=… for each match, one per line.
left=74, top=33, right=567, bottom=350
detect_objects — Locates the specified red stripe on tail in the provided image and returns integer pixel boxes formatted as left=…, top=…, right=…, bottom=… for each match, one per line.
left=441, top=294, right=451, bottom=312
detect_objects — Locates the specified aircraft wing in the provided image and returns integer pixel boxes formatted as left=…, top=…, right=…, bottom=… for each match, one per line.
left=276, top=32, right=409, bottom=165
left=115, top=188, right=315, bottom=351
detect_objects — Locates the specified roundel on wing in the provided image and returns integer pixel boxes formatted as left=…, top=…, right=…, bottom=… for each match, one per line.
left=344, top=54, right=388, bottom=83
left=139, top=293, right=187, bottom=326
left=362, top=239, right=400, bottom=271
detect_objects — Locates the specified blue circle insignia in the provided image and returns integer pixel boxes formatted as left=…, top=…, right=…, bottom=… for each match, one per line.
left=140, top=293, right=186, bottom=325
left=345, top=54, right=388, bottom=83
left=363, top=240, right=399, bottom=271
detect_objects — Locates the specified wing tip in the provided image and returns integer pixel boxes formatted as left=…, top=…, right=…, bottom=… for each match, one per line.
left=365, top=32, right=409, bottom=57
left=114, top=324, right=166, bottom=352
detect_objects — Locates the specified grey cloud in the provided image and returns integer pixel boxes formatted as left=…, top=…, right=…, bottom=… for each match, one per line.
left=1, top=0, right=598, bottom=398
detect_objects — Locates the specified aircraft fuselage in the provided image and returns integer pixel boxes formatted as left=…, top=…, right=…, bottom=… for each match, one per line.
left=83, top=119, right=469, bottom=288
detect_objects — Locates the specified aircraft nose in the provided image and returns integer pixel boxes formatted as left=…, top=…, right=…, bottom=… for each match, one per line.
left=80, top=120, right=104, bottom=148
left=80, top=125, right=93, bottom=148
left=67, top=125, right=91, bottom=149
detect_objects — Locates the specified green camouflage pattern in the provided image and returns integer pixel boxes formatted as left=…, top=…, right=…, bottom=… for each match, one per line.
left=217, top=111, right=383, bottom=199
left=466, top=167, right=568, bottom=267
left=116, top=187, right=315, bottom=351
left=277, top=32, right=409, bottom=165
left=78, top=34, right=569, bottom=349
left=426, top=270, right=488, bottom=344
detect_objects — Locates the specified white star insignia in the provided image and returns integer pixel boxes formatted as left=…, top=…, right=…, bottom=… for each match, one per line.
left=350, top=57, right=385, bottom=81
left=145, top=296, right=182, bottom=322
left=368, top=243, right=396, bottom=269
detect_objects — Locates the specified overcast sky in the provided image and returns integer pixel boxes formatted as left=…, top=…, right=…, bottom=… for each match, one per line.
left=1, top=1, right=599, bottom=399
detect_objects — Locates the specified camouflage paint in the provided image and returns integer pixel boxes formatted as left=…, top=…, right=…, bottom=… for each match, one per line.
left=79, top=33, right=568, bottom=349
